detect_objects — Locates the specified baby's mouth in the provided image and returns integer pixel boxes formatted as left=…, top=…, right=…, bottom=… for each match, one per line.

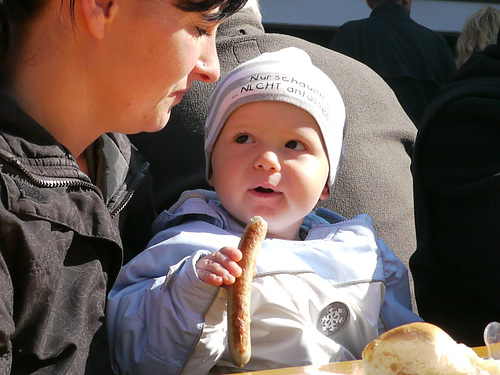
left=254, top=187, right=275, bottom=194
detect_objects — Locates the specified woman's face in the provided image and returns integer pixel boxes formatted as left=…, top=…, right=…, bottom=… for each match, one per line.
left=86, top=0, right=222, bottom=134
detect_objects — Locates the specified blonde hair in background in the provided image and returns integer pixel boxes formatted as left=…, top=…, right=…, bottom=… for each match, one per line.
left=455, top=6, right=500, bottom=68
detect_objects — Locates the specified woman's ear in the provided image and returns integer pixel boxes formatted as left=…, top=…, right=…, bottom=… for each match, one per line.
left=80, top=0, right=118, bottom=40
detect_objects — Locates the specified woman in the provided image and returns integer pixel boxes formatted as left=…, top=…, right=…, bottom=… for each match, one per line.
left=0, top=0, right=246, bottom=373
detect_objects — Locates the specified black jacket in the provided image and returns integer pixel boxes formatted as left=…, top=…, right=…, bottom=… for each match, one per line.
left=330, top=3, right=456, bottom=125
left=410, top=41, right=500, bottom=346
left=0, top=93, right=154, bottom=373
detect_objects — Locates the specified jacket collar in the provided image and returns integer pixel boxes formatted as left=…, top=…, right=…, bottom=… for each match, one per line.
left=152, top=189, right=338, bottom=240
left=370, top=2, right=411, bottom=20
left=0, top=92, right=88, bottom=180
left=0, top=92, right=149, bottom=215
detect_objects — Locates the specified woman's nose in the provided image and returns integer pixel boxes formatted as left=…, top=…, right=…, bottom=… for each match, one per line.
left=193, top=37, right=220, bottom=83
left=254, top=151, right=281, bottom=172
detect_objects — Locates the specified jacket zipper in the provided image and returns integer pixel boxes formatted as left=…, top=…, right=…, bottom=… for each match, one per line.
left=108, top=161, right=149, bottom=218
left=0, top=151, right=105, bottom=201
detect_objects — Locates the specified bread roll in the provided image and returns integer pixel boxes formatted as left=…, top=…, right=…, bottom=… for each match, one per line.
left=362, top=322, right=500, bottom=375
left=227, top=216, right=267, bottom=367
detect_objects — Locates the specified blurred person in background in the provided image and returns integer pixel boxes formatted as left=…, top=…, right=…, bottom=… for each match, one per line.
left=329, top=0, right=456, bottom=126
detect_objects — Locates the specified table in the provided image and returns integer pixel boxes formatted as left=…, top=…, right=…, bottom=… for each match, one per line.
left=233, top=346, right=489, bottom=375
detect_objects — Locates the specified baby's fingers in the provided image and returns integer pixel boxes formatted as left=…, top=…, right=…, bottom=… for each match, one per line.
left=197, top=249, right=242, bottom=286
left=219, top=246, right=242, bottom=274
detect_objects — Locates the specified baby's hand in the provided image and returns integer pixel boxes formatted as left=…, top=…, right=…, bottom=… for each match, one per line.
left=197, top=247, right=242, bottom=286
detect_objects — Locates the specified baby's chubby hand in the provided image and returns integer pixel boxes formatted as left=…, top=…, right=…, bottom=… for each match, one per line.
left=197, top=247, right=243, bottom=286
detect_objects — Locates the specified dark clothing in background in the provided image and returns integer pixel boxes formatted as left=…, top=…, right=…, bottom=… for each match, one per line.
left=129, top=9, right=419, bottom=311
left=410, top=41, right=500, bottom=346
left=0, top=93, right=155, bottom=374
left=329, top=2, right=456, bottom=125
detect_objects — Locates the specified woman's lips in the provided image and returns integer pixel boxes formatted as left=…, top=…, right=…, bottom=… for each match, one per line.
left=172, top=87, right=190, bottom=106
left=173, top=91, right=186, bottom=106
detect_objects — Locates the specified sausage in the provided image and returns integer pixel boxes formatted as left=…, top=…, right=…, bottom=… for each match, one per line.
left=227, top=216, right=268, bottom=367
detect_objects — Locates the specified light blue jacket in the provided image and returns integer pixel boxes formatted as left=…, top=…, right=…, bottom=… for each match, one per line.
left=107, top=190, right=421, bottom=374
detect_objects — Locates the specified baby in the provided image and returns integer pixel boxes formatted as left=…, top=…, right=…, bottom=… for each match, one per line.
left=107, top=47, right=421, bottom=375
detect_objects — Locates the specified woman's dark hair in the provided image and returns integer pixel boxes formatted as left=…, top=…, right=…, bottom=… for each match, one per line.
left=0, top=0, right=52, bottom=66
left=0, top=0, right=247, bottom=67
left=0, top=3, right=6, bottom=65
left=176, top=0, right=247, bottom=21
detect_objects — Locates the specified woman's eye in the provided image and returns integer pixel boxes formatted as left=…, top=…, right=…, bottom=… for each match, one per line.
left=196, top=27, right=210, bottom=37
left=285, top=140, right=306, bottom=151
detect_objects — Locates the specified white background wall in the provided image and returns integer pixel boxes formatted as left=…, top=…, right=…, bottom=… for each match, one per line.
left=259, top=0, right=500, bottom=34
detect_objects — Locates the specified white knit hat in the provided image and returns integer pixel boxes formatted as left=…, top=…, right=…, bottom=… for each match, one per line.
left=204, top=47, right=346, bottom=194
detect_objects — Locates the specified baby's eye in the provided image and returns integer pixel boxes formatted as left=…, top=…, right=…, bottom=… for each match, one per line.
left=236, top=134, right=253, bottom=144
left=285, top=140, right=306, bottom=151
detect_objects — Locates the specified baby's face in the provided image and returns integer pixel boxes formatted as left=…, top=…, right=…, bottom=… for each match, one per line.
left=209, top=101, right=329, bottom=240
